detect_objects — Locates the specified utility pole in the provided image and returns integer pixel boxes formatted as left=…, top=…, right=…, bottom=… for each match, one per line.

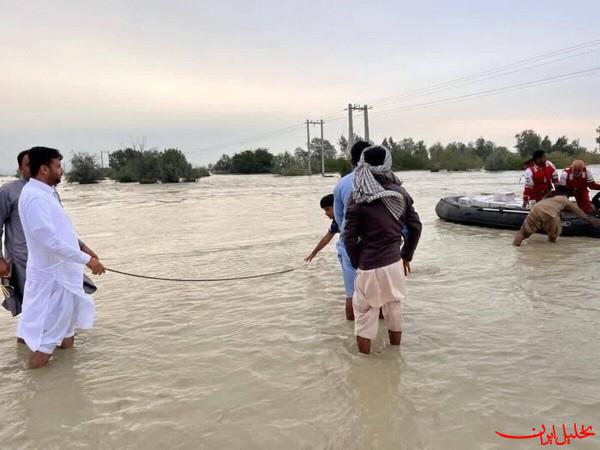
left=99, top=151, right=111, bottom=168
left=306, top=119, right=325, bottom=175
left=345, top=104, right=373, bottom=149
left=305, top=120, right=312, bottom=175
left=363, top=104, right=370, bottom=142
left=320, top=119, right=325, bottom=175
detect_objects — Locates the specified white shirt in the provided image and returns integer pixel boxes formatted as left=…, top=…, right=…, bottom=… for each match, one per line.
left=17, top=178, right=95, bottom=352
left=18, top=178, right=90, bottom=288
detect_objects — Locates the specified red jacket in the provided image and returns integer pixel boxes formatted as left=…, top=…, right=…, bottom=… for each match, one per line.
left=559, top=166, right=600, bottom=192
left=522, top=161, right=558, bottom=203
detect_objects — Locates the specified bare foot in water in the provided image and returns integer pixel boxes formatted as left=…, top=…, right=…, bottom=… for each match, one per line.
left=29, top=351, right=51, bottom=369
left=58, top=336, right=75, bottom=349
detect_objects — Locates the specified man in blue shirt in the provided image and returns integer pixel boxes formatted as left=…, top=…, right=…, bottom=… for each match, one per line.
left=304, top=194, right=339, bottom=263
left=332, top=141, right=371, bottom=320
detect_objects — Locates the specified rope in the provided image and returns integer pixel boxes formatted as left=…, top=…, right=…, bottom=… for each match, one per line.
left=105, top=265, right=304, bottom=283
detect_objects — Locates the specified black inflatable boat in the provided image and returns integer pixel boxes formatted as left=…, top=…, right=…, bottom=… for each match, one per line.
left=435, top=195, right=600, bottom=238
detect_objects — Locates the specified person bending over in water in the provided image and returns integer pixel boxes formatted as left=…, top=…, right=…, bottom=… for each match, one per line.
left=513, top=185, right=600, bottom=246
left=344, top=145, right=422, bottom=355
left=305, top=194, right=339, bottom=263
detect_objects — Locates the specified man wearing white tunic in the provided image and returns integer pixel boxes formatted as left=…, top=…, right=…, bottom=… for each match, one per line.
left=17, top=147, right=105, bottom=369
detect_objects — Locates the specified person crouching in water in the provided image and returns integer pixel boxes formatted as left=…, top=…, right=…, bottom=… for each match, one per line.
left=343, top=146, right=422, bottom=354
left=513, top=185, right=600, bottom=246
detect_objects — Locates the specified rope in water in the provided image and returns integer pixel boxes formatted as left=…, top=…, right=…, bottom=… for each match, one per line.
left=105, top=265, right=304, bottom=283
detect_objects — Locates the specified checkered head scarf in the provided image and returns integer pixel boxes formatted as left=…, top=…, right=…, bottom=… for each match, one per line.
left=352, top=145, right=406, bottom=221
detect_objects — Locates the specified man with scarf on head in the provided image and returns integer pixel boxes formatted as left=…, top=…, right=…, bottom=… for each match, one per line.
left=343, top=146, right=422, bottom=354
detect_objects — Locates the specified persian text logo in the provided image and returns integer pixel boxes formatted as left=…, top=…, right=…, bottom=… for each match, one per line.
left=495, top=423, right=594, bottom=446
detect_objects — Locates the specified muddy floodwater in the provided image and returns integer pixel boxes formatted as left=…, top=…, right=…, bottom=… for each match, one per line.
left=1, top=169, right=599, bottom=449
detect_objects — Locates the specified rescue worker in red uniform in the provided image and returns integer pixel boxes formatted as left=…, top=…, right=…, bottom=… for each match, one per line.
left=558, top=160, right=600, bottom=214
left=522, top=150, right=558, bottom=208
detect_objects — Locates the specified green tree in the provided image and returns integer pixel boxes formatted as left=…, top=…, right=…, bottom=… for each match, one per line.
left=137, top=151, right=161, bottom=184
left=271, top=151, right=306, bottom=176
left=338, top=135, right=349, bottom=156
left=159, top=148, right=193, bottom=183
left=540, top=136, right=553, bottom=153
left=428, top=141, right=482, bottom=171
left=212, top=154, right=232, bottom=173
left=230, top=148, right=274, bottom=174
left=484, top=147, right=522, bottom=171
left=109, top=148, right=142, bottom=172
left=473, top=137, right=495, bottom=161
left=67, top=152, right=101, bottom=184
left=308, top=137, right=337, bottom=173
left=387, top=137, right=430, bottom=170
left=186, top=166, right=210, bottom=181
left=514, top=130, right=542, bottom=157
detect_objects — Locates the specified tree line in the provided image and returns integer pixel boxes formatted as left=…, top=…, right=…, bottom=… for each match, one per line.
left=64, top=126, right=600, bottom=183
left=67, top=147, right=210, bottom=184
left=210, top=127, right=600, bottom=175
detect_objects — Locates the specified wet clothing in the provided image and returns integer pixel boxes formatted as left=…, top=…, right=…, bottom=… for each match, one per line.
left=522, top=161, right=558, bottom=204
left=333, top=171, right=357, bottom=297
left=333, top=172, right=354, bottom=236
left=519, top=195, right=588, bottom=240
left=17, top=179, right=94, bottom=354
left=344, top=181, right=422, bottom=271
left=344, top=146, right=421, bottom=345
left=0, top=178, right=28, bottom=315
left=558, top=166, right=600, bottom=214
left=353, top=260, right=405, bottom=340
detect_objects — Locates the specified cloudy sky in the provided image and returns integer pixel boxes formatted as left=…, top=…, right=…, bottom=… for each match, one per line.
left=1, top=0, right=599, bottom=172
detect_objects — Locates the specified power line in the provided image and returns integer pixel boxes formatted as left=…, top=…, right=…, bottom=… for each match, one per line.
left=370, top=67, right=600, bottom=117
left=183, top=39, right=600, bottom=157
left=185, top=122, right=304, bottom=154
left=319, top=38, right=600, bottom=121
left=369, top=39, right=600, bottom=107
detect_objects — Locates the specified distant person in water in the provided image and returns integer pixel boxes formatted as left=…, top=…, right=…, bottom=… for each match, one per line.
left=521, top=150, right=558, bottom=208
left=558, top=159, right=600, bottom=214
left=332, top=140, right=371, bottom=321
left=344, top=145, right=422, bottom=355
left=513, top=186, right=600, bottom=246
left=304, top=194, right=339, bottom=263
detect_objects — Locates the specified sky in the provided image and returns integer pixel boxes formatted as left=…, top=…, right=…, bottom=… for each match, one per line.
left=1, top=0, right=599, bottom=172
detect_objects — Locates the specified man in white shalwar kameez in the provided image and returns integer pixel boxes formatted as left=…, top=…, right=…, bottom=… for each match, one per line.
left=17, top=147, right=105, bottom=369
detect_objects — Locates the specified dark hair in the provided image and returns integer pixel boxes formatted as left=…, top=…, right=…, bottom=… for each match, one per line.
left=17, top=150, right=29, bottom=167
left=532, top=150, right=545, bottom=160
left=546, top=185, right=571, bottom=198
left=28, top=147, right=63, bottom=177
left=320, top=193, right=334, bottom=209
left=350, top=141, right=371, bottom=165
left=364, top=145, right=386, bottom=166
left=524, top=150, right=546, bottom=167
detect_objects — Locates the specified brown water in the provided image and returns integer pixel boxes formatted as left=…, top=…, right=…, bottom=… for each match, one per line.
left=1, top=171, right=599, bottom=450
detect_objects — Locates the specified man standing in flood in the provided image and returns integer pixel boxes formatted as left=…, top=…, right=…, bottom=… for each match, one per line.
left=18, top=147, right=105, bottom=368
left=0, top=151, right=31, bottom=316
left=344, top=146, right=422, bottom=354
left=332, top=140, right=371, bottom=320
